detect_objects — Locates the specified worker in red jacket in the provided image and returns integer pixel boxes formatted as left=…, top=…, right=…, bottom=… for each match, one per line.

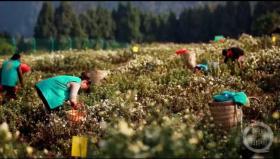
left=222, top=47, right=245, bottom=68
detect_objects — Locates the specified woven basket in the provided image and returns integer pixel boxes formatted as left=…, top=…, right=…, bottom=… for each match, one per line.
left=66, top=109, right=86, bottom=123
left=90, top=70, right=110, bottom=85
left=181, top=52, right=196, bottom=70
left=0, top=85, right=3, bottom=103
left=209, top=101, right=242, bottom=129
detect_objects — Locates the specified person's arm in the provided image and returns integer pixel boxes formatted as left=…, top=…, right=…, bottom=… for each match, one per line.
left=238, top=55, right=244, bottom=69
left=17, top=66, right=24, bottom=87
left=69, top=82, right=81, bottom=109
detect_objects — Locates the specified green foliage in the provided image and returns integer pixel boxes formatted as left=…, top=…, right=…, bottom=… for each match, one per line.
left=252, top=12, right=280, bottom=36
left=140, top=12, right=158, bottom=42
left=3, top=7, right=280, bottom=159
left=80, top=9, right=97, bottom=39
left=165, top=11, right=179, bottom=42
left=0, top=38, right=14, bottom=55
left=178, top=9, right=191, bottom=43
left=90, top=120, right=202, bottom=158
left=80, top=7, right=115, bottom=40
left=253, top=1, right=280, bottom=20
left=113, top=2, right=142, bottom=43
left=34, top=2, right=56, bottom=39
left=109, top=50, right=135, bottom=64
left=70, top=13, right=86, bottom=39
left=96, top=6, right=116, bottom=40
left=0, top=122, right=31, bottom=158
left=31, top=1, right=280, bottom=45
left=54, top=1, right=84, bottom=42
left=236, top=2, right=252, bottom=34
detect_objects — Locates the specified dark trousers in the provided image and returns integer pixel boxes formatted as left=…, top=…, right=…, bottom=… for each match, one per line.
left=1, top=85, right=17, bottom=104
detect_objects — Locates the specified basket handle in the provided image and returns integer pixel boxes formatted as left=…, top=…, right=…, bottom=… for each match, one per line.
left=71, top=109, right=76, bottom=121
left=248, top=96, right=261, bottom=103
left=243, top=96, right=262, bottom=121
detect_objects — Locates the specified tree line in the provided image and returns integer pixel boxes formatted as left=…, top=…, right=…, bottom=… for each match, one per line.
left=33, top=1, right=280, bottom=44
left=1, top=1, right=280, bottom=54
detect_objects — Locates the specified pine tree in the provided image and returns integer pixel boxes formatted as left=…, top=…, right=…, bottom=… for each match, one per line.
left=70, top=13, right=85, bottom=38
left=84, top=9, right=99, bottom=39
left=188, top=7, right=205, bottom=42
left=229, top=2, right=238, bottom=37
left=200, top=6, right=213, bottom=42
left=140, top=12, right=157, bottom=42
left=178, top=9, right=191, bottom=43
left=253, top=1, right=280, bottom=20
left=34, top=2, right=56, bottom=39
left=236, top=1, right=252, bottom=35
left=113, top=2, right=141, bottom=43
left=252, top=12, right=280, bottom=36
left=79, top=13, right=89, bottom=38
left=95, top=6, right=115, bottom=40
left=156, top=13, right=169, bottom=42
left=252, top=1, right=280, bottom=35
left=166, top=11, right=179, bottom=42
left=54, top=1, right=74, bottom=40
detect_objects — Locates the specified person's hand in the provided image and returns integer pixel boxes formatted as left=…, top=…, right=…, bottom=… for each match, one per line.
left=72, top=103, right=79, bottom=110
left=72, top=102, right=84, bottom=110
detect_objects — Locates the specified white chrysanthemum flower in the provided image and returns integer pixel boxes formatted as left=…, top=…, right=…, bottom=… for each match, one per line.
left=6, top=131, right=12, bottom=141
left=15, top=130, right=20, bottom=139
left=184, top=114, right=190, bottom=119
left=172, top=131, right=183, bottom=141
left=0, top=122, right=9, bottom=132
left=207, top=142, right=216, bottom=148
left=99, top=140, right=107, bottom=148
left=26, top=146, right=33, bottom=155
left=43, top=149, right=48, bottom=154
left=128, top=143, right=141, bottom=154
left=188, top=137, right=198, bottom=145
left=100, top=121, right=107, bottom=130
left=197, top=131, right=203, bottom=140
left=272, top=112, right=279, bottom=120
left=118, top=120, right=134, bottom=136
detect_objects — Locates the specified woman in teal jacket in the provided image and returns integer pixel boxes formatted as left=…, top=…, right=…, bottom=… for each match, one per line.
left=0, top=53, right=24, bottom=103
left=35, top=72, right=91, bottom=112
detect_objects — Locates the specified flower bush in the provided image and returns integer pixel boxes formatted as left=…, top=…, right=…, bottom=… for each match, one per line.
left=0, top=35, right=279, bottom=158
